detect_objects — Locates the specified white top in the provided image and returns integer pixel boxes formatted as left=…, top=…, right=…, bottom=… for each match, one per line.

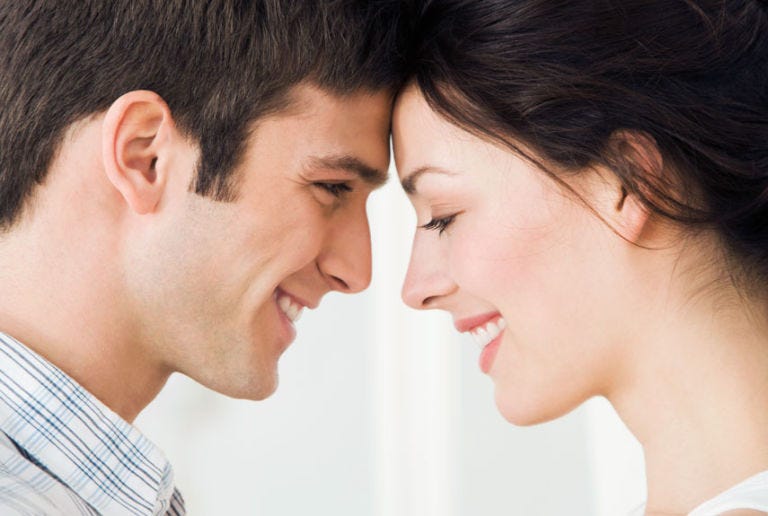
left=629, top=470, right=768, bottom=515
left=689, top=470, right=768, bottom=515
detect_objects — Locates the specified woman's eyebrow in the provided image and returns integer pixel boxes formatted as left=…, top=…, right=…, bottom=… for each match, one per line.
left=400, top=166, right=455, bottom=195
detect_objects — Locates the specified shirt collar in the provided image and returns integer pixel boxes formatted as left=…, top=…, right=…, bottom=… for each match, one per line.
left=0, top=332, right=177, bottom=515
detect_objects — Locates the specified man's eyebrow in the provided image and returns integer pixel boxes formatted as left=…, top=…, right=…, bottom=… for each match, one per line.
left=400, top=166, right=455, bottom=195
left=307, top=155, right=388, bottom=188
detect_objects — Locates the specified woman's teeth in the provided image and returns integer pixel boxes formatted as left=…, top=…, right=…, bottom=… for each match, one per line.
left=277, top=295, right=304, bottom=323
left=468, top=317, right=506, bottom=350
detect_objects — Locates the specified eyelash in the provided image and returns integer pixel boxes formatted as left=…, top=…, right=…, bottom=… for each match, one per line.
left=315, top=182, right=353, bottom=198
left=420, top=214, right=457, bottom=235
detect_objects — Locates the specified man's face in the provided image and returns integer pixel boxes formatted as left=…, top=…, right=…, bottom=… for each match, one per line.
left=125, top=85, right=391, bottom=400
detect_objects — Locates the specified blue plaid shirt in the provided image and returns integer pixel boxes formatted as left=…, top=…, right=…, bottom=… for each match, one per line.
left=0, top=332, right=185, bottom=515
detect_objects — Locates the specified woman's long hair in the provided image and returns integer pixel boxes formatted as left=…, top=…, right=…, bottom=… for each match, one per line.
left=407, top=0, right=768, bottom=290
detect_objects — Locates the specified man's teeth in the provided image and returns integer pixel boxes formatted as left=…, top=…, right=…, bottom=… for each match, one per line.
left=277, top=295, right=303, bottom=323
left=468, top=318, right=506, bottom=350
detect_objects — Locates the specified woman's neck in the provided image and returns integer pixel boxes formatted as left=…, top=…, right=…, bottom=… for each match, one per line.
left=610, top=287, right=768, bottom=514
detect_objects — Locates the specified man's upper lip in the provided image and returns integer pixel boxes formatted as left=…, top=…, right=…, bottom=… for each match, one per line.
left=454, top=312, right=502, bottom=333
left=276, top=287, right=318, bottom=310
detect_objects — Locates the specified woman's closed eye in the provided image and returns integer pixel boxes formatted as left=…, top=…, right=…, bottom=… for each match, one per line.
left=420, top=213, right=459, bottom=235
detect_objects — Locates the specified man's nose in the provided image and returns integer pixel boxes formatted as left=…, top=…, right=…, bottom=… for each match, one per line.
left=317, top=210, right=373, bottom=294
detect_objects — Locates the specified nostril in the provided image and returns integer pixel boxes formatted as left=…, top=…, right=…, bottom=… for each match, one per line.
left=331, top=275, right=350, bottom=291
left=402, top=288, right=435, bottom=310
left=421, top=295, right=439, bottom=309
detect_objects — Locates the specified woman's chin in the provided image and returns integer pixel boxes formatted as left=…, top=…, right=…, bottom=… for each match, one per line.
left=494, top=386, right=575, bottom=427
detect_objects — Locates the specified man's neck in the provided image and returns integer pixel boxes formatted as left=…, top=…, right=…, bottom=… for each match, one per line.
left=0, top=216, right=170, bottom=423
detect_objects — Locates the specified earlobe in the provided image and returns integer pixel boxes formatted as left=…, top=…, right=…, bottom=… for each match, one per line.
left=607, top=130, right=664, bottom=244
left=102, top=90, right=174, bottom=215
left=614, top=187, right=651, bottom=244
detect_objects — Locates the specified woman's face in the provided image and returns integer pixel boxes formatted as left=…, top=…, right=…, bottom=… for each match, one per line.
left=392, top=86, right=632, bottom=425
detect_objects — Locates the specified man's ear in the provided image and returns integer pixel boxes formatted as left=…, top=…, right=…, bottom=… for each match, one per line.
left=101, top=90, right=175, bottom=215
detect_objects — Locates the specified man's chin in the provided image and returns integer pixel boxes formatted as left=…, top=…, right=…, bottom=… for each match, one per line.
left=194, top=367, right=279, bottom=401
left=247, top=377, right=279, bottom=401
left=231, top=374, right=278, bottom=401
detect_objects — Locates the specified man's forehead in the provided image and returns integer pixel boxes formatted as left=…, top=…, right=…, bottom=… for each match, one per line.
left=275, top=82, right=393, bottom=117
left=245, top=83, right=392, bottom=189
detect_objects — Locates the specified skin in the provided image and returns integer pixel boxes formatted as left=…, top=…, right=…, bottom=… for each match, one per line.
left=393, top=85, right=768, bottom=515
left=0, top=84, right=391, bottom=423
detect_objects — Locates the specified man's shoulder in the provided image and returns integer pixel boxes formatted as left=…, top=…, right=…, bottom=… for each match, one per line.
left=0, top=432, right=97, bottom=515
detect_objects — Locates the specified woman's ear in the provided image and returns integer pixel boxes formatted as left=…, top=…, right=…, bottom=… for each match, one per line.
left=613, top=185, right=652, bottom=244
left=101, top=90, right=175, bottom=215
left=614, top=131, right=666, bottom=244
left=589, top=131, right=664, bottom=245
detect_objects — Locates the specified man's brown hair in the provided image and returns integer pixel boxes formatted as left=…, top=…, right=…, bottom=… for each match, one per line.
left=0, top=0, right=408, bottom=229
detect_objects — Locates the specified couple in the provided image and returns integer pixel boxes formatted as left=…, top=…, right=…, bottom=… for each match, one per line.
left=1, top=0, right=767, bottom=514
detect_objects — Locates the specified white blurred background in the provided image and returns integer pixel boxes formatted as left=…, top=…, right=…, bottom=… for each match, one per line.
left=136, top=166, right=646, bottom=515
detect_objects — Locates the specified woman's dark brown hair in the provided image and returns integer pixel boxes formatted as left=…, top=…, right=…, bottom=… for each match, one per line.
left=408, top=0, right=768, bottom=287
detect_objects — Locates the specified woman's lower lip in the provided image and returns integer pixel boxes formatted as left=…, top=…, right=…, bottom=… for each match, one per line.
left=479, top=334, right=503, bottom=374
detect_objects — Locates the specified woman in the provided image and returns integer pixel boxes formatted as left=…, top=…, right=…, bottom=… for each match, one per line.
left=393, top=0, right=768, bottom=514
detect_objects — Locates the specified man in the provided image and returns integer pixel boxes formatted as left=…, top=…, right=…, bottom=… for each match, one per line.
left=0, top=1, right=407, bottom=513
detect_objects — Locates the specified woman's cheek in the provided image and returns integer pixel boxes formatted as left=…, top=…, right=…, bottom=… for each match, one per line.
left=450, top=216, right=557, bottom=307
